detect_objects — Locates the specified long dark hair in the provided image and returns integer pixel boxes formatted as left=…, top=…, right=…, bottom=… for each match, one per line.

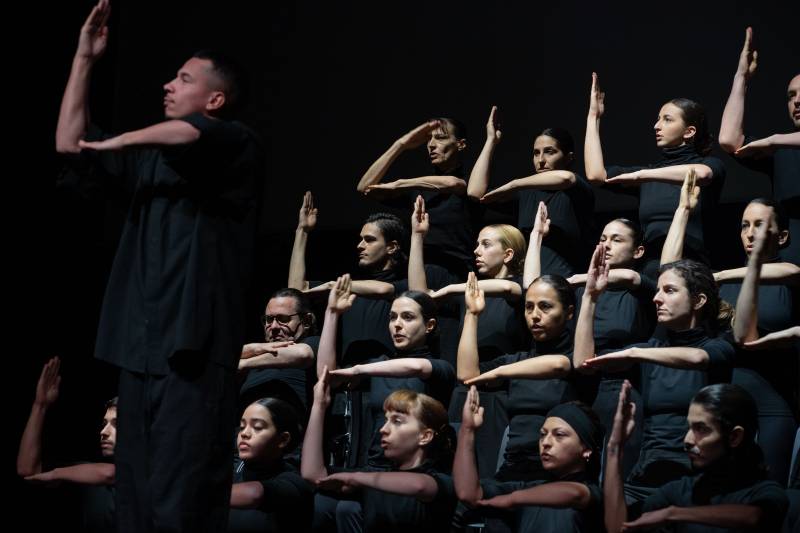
left=668, top=98, right=712, bottom=155
left=253, top=397, right=303, bottom=454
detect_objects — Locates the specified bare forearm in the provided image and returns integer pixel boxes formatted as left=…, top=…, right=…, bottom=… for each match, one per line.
left=632, top=347, right=709, bottom=369
left=467, top=140, right=496, bottom=199
left=230, top=481, right=265, bottom=508
left=768, top=132, right=800, bottom=148
left=112, top=120, right=201, bottom=147
left=719, top=74, right=748, bottom=152
left=636, top=165, right=712, bottom=185
left=239, top=344, right=314, bottom=370
left=661, top=206, right=692, bottom=265
left=457, top=314, right=481, bottom=381
left=56, top=57, right=93, bottom=154
left=717, top=263, right=800, bottom=285
left=667, top=504, right=762, bottom=529
left=501, top=482, right=591, bottom=509
left=523, top=232, right=544, bottom=288
left=733, top=257, right=762, bottom=344
left=317, top=309, right=340, bottom=376
left=440, top=280, right=521, bottom=299
left=47, top=463, right=115, bottom=485
left=508, top=171, right=577, bottom=191
left=17, top=405, right=47, bottom=477
left=392, top=176, right=467, bottom=194
left=574, top=295, right=598, bottom=369
left=488, top=355, right=571, bottom=380
left=603, top=442, right=628, bottom=533
left=408, top=235, right=428, bottom=291
left=301, top=403, right=329, bottom=482
left=584, top=117, right=607, bottom=183
left=350, top=280, right=396, bottom=298
left=349, top=472, right=439, bottom=501
left=357, top=142, right=404, bottom=192
left=350, top=358, right=433, bottom=379
left=453, top=428, right=483, bottom=504
left=288, top=229, right=309, bottom=289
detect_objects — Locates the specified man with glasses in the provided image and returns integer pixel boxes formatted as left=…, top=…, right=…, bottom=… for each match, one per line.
left=238, top=288, right=319, bottom=417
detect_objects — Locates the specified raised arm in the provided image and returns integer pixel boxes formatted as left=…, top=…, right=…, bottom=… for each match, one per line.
left=523, top=201, right=549, bottom=288
left=456, top=273, right=485, bottom=382
left=719, top=27, right=757, bottom=153
left=17, top=358, right=61, bottom=477
left=357, top=120, right=439, bottom=194
left=733, top=221, right=771, bottom=345
left=467, top=106, right=501, bottom=200
left=55, top=0, right=110, bottom=154
left=288, top=191, right=318, bottom=290
left=574, top=245, right=609, bottom=371
left=584, top=72, right=608, bottom=183
left=660, top=168, right=699, bottom=265
left=316, top=275, right=355, bottom=377
left=408, top=195, right=430, bottom=291
left=453, top=386, right=484, bottom=505
left=604, top=380, right=637, bottom=533
left=300, top=367, right=332, bottom=483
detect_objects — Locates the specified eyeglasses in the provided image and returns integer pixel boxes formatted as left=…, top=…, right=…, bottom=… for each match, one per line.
left=260, top=313, right=301, bottom=327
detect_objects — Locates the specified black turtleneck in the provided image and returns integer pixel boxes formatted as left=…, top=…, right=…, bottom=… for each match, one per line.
left=640, top=459, right=788, bottom=533
left=479, top=328, right=577, bottom=478
left=627, top=326, right=735, bottom=480
left=347, top=343, right=455, bottom=468
left=480, top=469, right=604, bottom=533
left=606, top=144, right=726, bottom=254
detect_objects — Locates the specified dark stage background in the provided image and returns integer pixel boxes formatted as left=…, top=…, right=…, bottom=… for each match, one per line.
left=19, top=0, right=797, bottom=526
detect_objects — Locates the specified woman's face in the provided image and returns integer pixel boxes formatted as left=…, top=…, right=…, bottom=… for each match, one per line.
left=532, top=135, right=570, bottom=173
left=525, top=281, right=572, bottom=342
left=237, top=404, right=287, bottom=464
left=474, top=227, right=512, bottom=278
left=389, top=297, right=433, bottom=350
left=653, top=102, right=694, bottom=148
left=539, top=416, right=590, bottom=477
left=379, top=409, right=431, bottom=465
left=599, top=220, right=643, bottom=268
left=427, top=121, right=463, bottom=171
left=740, top=202, right=782, bottom=258
left=653, top=269, right=703, bottom=330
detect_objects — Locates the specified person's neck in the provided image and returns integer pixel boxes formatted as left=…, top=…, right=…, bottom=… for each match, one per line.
left=396, top=449, right=427, bottom=471
left=435, top=160, right=460, bottom=175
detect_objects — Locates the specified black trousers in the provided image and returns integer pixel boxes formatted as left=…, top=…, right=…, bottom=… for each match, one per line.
left=115, top=354, right=236, bottom=533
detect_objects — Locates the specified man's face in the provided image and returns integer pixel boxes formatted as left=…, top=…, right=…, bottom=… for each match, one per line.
left=100, top=407, right=117, bottom=458
left=683, top=403, right=727, bottom=470
left=263, top=297, right=307, bottom=342
left=162, top=57, right=223, bottom=118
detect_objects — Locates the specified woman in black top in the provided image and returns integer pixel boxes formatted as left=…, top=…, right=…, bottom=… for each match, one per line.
left=357, top=118, right=479, bottom=277
left=577, top=257, right=735, bottom=504
left=472, top=106, right=594, bottom=278
left=229, top=397, right=313, bottom=533
left=459, top=272, right=576, bottom=482
left=409, top=197, right=528, bottom=476
left=584, top=72, right=726, bottom=280
left=728, top=208, right=799, bottom=485
left=303, top=376, right=457, bottom=533
left=455, top=386, right=605, bottom=533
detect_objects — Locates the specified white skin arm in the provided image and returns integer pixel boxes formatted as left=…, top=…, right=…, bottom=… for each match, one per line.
left=719, top=27, right=757, bottom=153
left=357, top=121, right=442, bottom=195
left=408, top=195, right=429, bottom=292
left=288, top=191, right=317, bottom=290
left=523, top=201, right=550, bottom=288
left=17, top=358, right=61, bottom=477
left=660, top=169, right=699, bottom=265
left=456, top=273, right=484, bottom=382
left=467, top=106, right=501, bottom=200
left=584, top=72, right=608, bottom=183
left=56, top=0, right=110, bottom=154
